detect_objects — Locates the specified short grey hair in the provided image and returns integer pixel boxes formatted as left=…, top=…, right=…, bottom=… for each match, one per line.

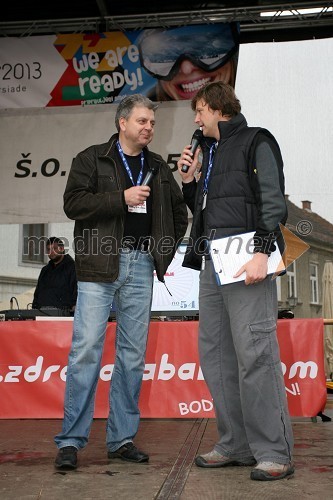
left=115, top=94, right=158, bottom=132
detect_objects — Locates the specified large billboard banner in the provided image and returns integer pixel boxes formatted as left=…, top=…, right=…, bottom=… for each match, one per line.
left=0, top=23, right=239, bottom=108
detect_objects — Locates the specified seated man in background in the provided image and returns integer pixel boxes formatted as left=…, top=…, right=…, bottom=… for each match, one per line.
left=32, top=237, right=77, bottom=314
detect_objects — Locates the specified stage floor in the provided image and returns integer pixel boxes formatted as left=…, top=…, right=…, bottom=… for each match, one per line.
left=0, top=396, right=332, bottom=499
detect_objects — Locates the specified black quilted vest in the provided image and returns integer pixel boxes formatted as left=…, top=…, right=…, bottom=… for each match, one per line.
left=183, top=113, right=282, bottom=271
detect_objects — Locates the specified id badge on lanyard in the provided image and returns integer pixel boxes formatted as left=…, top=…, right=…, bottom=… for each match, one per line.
left=128, top=201, right=147, bottom=214
left=117, top=140, right=147, bottom=214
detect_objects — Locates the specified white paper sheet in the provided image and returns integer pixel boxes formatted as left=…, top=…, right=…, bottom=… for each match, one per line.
left=209, top=231, right=285, bottom=285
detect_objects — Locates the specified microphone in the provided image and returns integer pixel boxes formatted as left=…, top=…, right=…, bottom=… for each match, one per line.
left=142, top=163, right=159, bottom=186
left=181, top=127, right=203, bottom=173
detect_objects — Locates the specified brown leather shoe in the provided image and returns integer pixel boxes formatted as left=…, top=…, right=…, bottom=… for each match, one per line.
left=107, top=442, right=149, bottom=463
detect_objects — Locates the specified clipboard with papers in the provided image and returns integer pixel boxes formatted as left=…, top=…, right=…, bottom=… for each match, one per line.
left=209, top=231, right=285, bottom=285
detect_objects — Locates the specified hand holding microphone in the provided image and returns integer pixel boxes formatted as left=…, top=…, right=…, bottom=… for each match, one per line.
left=124, top=185, right=150, bottom=206
left=124, top=162, right=159, bottom=206
left=178, top=128, right=203, bottom=181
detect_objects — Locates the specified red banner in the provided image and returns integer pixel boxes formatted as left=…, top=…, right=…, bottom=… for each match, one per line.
left=0, top=319, right=326, bottom=419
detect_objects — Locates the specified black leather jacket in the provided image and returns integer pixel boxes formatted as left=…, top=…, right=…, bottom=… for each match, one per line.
left=64, top=134, right=188, bottom=282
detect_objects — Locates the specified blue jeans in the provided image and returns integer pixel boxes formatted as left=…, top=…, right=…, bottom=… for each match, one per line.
left=54, top=250, right=154, bottom=452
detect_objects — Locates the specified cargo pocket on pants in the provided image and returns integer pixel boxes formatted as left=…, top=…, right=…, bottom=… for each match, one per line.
left=249, top=318, right=279, bottom=366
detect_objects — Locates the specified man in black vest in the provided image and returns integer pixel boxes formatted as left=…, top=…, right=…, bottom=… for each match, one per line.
left=178, top=82, right=294, bottom=481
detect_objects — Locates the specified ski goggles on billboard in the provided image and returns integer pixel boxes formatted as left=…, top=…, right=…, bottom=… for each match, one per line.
left=138, top=23, right=239, bottom=81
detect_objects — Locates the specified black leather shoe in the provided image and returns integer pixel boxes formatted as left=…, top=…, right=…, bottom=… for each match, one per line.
left=55, top=446, right=78, bottom=470
left=107, top=442, right=149, bottom=463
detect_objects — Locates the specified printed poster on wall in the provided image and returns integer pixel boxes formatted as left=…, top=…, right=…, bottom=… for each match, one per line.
left=0, top=22, right=239, bottom=108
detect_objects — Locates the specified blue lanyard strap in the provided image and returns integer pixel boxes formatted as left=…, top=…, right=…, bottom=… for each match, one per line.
left=116, top=140, right=145, bottom=186
left=203, top=142, right=218, bottom=195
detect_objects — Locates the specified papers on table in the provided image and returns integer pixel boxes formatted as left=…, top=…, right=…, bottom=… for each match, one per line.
left=209, top=231, right=285, bottom=285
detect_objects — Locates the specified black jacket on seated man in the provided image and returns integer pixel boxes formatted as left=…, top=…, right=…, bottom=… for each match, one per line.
left=32, top=247, right=77, bottom=312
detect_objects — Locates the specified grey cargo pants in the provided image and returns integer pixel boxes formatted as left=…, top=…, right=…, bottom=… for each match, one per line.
left=199, top=259, right=294, bottom=464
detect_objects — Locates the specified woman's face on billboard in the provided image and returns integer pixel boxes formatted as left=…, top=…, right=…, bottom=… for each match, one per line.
left=160, top=59, right=234, bottom=101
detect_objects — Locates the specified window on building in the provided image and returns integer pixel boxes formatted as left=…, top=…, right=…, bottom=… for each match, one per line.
left=287, top=261, right=297, bottom=301
left=21, top=224, right=47, bottom=265
left=310, top=263, right=319, bottom=304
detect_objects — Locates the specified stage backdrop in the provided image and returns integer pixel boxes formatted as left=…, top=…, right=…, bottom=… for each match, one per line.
left=0, top=101, right=196, bottom=224
left=0, top=318, right=326, bottom=419
left=1, top=37, right=333, bottom=225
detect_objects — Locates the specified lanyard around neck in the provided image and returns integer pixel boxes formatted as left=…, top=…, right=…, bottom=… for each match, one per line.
left=203, top=142, right=218, bottom=195
left=116, top=140, right=145, bottom=186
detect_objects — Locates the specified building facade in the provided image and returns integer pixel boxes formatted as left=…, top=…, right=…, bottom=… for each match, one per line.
left=278, top=198, right=333, bottom=319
